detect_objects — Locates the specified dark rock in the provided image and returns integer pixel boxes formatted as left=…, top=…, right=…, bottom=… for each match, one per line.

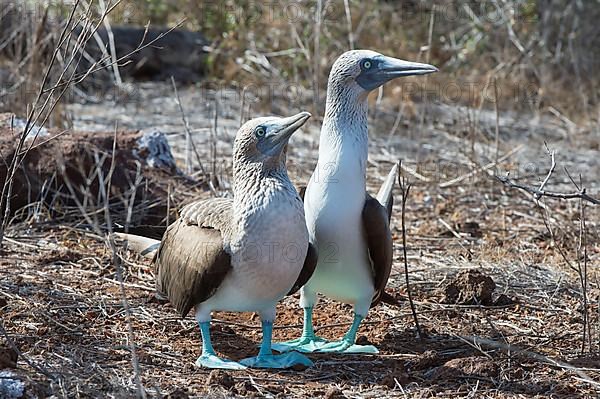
left=76, top=26, right=209, bottom=85
left=457, top=221, right=482, bottom=238
left=494, top=293, right=517, bottom=306
left=207, top=369, right=235, bottom=388
left=0, top=345, right=18, bottom=369
left=355, top=335, right=372, bottom=346
left=406, top=350, right=443, bottom=371
left=290, top=362, right=310, bottom=372
left=440, top=270, right=496, bottom=305
left=324, top=387, right=343, bottom=399
left=165, top=388, right=190, bottom=399
left=380, top=365, right=409, bottom=388
left=426, top=356, right=500, bottom=380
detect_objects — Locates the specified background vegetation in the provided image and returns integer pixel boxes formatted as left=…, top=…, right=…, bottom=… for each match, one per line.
left=1, top=0, right=599, bottom=125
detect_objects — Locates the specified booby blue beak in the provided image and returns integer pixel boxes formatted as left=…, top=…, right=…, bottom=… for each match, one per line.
left=258, top=112, right=311, bottom=156
left=356, top=55, right=438, bottom=91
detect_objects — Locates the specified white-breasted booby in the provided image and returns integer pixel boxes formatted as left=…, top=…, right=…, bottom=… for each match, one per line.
left=273, top=50, right=438, bottom=354
left=118, top=112, right=317, bottom=369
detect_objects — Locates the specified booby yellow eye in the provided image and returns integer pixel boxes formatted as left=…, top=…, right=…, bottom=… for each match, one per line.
left=362, top=60, right=372, bottom=69
left=255, top=127, right=266, bottom=137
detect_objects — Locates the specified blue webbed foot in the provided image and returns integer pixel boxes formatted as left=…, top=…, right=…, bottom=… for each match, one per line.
left=274, top=308, right=380, bottom=354
left=195, top=321, right=246, bottom=369
left=316, top=338, right=379, bottom=354
left=272, top=335, right=328, bottom=353
left=240, top=351, right=313, bottom=369
left=195, top=354, right=247, bottom=370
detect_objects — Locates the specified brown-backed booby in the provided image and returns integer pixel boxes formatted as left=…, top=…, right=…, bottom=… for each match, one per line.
left=273, top=50, right=438, bottom=354
left=119, top=112, right=316, bottom=369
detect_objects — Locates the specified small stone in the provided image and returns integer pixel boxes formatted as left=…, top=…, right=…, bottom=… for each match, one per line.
left=324, top=387, right=343, bottom=399
left=207, top=370, right=234, bottom=388
left=165, top=388, right=189, bottom=399
left=291, top=362, right=310, bottom=372
left=0, top=345, right=18, bottom=369
left=136, top=129, right=178, bottom=172
left=355, top=335, right=372, bottom=346
left=494, top=294, right=517, bottom=306
left=0, top=371, right=25, bottom=399
left=380, top=371, right=409, bottom=388
left=427, top=356, right=500, bottom=380
left=406, top=350, right=442, bottom=371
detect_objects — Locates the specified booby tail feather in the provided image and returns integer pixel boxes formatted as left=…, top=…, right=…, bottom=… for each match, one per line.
left=113, top=233, right=161, bottom=259
left=376, top=162, right=399, bottom=220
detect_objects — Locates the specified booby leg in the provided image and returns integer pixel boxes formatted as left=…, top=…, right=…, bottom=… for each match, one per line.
left=315, top=312, right=378, bottom=354
left=195, top=321, right=247, bottom=370
left=271, top=306, right=328, bottom=353
left=240, top=320, right=313, bottom=369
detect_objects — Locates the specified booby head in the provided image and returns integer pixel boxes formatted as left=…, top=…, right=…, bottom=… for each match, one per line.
left=328, top=50, right=438, bottom=94
left=233, top=112, right=311, bottom=168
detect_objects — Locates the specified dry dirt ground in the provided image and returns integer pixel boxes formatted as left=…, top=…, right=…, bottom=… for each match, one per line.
left=1, top=82, right=599, bottom=398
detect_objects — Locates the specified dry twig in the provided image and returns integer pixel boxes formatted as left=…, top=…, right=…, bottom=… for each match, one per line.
left=496, top=145, right=599, bottom=205
left=398, top=160, right=422, bottom=338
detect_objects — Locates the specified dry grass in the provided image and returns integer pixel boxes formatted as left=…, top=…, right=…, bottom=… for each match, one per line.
left=3, top=1, right=600, bottom=124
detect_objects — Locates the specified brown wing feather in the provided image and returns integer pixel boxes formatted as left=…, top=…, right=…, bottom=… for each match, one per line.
left=287, top=243, right=317, bottom=295
left=362, top=194, right=394, bottom=307
left=154, top=198, right=233, bottom=317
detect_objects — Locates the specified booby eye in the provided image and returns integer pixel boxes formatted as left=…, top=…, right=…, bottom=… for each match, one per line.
left=362, top=60, right=372, bottom=69
left=255, top=126, right=266, bottom=138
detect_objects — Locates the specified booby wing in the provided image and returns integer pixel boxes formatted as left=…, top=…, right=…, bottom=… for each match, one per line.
left=362, top=194, right=394, bottom=307
left=287, top=243, right=318, bottom=295
left=154, top=198, right=234, bottom=317
left=282, top=185, right=317, bottom=296
left=366, top=163, right=398, bottom=306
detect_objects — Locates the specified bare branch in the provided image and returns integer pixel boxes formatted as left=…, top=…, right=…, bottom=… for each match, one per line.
left=398, top=160, right=422, bottom=338
left=496, top=146, right=599, bottom=205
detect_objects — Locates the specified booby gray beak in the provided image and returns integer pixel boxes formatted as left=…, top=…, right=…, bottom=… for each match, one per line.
left=260, top=112, right=311, bottom=156
left=356, top=55, right=438, bottom=91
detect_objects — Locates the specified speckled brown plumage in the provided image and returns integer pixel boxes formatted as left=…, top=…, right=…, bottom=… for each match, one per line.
left=153, top=114, right=314, bottom=322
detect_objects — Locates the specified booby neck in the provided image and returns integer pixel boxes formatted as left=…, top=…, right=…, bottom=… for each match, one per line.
left=316, top=82, right=370, bottom=182
left=233, top=160, right=297, bottom=216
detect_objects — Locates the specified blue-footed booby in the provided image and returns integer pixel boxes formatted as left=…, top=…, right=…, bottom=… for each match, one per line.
left=118, top=112, right=317, bottom=369
left=273, top=50, right=438, bottom=354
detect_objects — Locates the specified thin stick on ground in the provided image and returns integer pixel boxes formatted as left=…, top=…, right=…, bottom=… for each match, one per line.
left=458, top=335, right=600, bottom=388
left=398, top=160, right=422, bottom=338
left=569, top=170, right=592, bottom=354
